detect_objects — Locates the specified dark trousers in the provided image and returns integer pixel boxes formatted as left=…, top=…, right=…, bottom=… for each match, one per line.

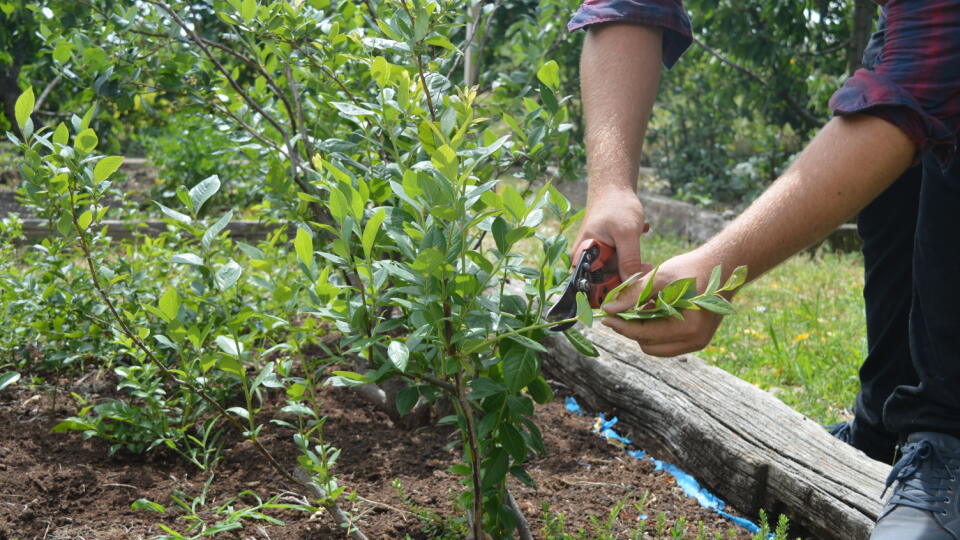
left=853, top=154, right=960, bottom=461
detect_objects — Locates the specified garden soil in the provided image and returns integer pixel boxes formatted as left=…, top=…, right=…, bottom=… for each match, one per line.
left=0, top=371, right=758, bottom=539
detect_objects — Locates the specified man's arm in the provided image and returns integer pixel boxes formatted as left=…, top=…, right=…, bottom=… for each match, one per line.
left=602, top=114, right=915, bottom=357
left=575, top=24, right=663, bottom=280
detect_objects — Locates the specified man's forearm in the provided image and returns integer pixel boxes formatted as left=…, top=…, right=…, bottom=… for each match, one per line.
left=701, top=114, right=915, bottom=280
left=581, top=24, right=663, bottom=201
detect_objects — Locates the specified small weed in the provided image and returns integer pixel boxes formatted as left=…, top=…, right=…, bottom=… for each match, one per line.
left=393, top=478, right=468, bottom=539
left=130, top=475, right=309, bottom=539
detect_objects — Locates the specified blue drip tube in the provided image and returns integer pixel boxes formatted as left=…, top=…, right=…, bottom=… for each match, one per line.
left=564, top=396, right=765, bottom=535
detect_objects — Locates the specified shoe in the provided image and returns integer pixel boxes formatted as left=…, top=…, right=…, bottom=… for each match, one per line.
left=826, top=420, right=898, bottom=463
left=870, top=432, right=960, bottom=540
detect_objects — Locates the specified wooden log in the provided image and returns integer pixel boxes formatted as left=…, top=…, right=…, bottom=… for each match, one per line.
left=12, top=218, right=293, bottom=244
left=542, top=326, right=890, bottom=540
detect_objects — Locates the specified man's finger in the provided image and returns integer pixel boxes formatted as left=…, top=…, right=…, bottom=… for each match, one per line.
left=600, top=315, right=677, bottom=343
left=613, top=231, right=644, bottom=281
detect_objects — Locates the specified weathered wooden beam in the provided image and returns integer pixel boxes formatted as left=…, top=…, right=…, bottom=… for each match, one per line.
left=12, top=218, right=291, bottom=244
left=542, top=326, right=889, bottom=540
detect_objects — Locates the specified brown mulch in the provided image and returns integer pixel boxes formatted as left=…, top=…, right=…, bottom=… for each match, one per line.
left=0, top=372, right=759, bottom=539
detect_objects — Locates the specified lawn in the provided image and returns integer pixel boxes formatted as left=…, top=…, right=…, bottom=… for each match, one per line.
left=642, top=234, right=866, bottom=425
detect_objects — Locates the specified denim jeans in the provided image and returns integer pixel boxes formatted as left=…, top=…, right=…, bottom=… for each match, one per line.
left=853, top=154, right=960, bottom=455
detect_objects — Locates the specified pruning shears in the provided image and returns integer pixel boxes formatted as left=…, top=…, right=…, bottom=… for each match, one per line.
left=546, top=239, right=621, bottom=332
left=547, top=225, right=650, bottom=332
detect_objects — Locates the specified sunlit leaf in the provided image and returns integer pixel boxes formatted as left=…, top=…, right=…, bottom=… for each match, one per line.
left=188, top=175, right=220, bottom=213
left=93, top=156, right=124, bottom=183
left=14, top=87, right=34, bottom=129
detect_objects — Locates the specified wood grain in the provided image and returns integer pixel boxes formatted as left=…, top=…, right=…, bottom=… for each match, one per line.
left=543, top=325, right=889, bottom=540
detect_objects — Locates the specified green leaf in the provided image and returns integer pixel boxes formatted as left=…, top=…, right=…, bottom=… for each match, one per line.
left=660, top=277, right=696, bottom=305
left=362, top=208, right=387, bottom=259
left=131, top=499, right=166, bottom=514
left=14, top=87, right=34, bottom=129
left=170, top=253, right=203, bottom=266
left=52, top=122, right=68, bottom=145
left=202, top=210, right=234, bottom=249
left=327, top=371, right=370, bottom=387
left=575, top=291, right=593, bottom=327
left=74, top=128, right=98, bottom=153
left=527, top=376, right=554, bottom=404
left=536, top=60, right=560, bottom=90
left=635, top=265, right=660, bottom=307
left=562, top=328, right=599, bottom=357
left=93, top=156, right=124, bottom=183
left=655, top=294, right=684, bottom=319
left=510, top=465, right=537, bottom=488
left=77, top=210, right=92, bottom=231
left=396, top=386, right=419, bottom=415
left=155, top=202, right=192, bottom=224
left=387, top=340, right=409, bottom=372
left=51, top=418, right=93, bottom=433
left=504, top=333, right=548, bottom=354
left=241, top=0, right=256, bottom=22
left=692, top=295, right=736, bottom=315
left=705, top=265, right=723, bottom=295
left=370, top=56, right=391, bottom=87
left=80, top=105, right=95, bottom=131
left=215, top=335, right=244, bottom=356
left=498, top=424, right=527, bottom=461
left=189, top=175, right=220, bottom=213
left=500, top=185, right=526, bottom=222
left=294, top=226, right=314, bottom=266
left=469, top=378, right=505, bottom=400
left=503, top=348, right=538, bottom=393
left=227, top=406, right=250, bottom=420
left=603, top=270, right=645, bottom=306
left=0, top=372, right=20, bottom=392
left=491, top=216, right=509, bottom=253
left=52, top=40, right=72, bottom=63
left=425, top=35, right=456, bottom=50
left=410, top=247, right=446, bottom=277
left=215, top=260, right=242, bottom=290
left=721, top=265, right=748, bottom=292
left=331, top=101, right=375, bottom=117
left=158, top=288, right=179, bottom=322
left=482, top=449, right=510, bottom=489
left=431, top=144, right=458, bottom=180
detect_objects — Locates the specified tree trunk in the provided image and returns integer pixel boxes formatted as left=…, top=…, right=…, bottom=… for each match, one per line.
left=0, top=64, right=24, bottom=141
left=848, top=0, right=877, bottom=74
left=542, top=326, right=889, bottom=540
left=463, top=2, right=482, bottom=87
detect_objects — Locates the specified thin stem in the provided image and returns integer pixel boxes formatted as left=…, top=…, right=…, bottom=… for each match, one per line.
left=463, top=317, right=576, bottom=356
left=285, top=62, right=316, bottom=162
left=399, top=0, right=438, bottom=122
left=144, top=1, right=291, bottom=142
left=456, top=372, right=484, bottom=540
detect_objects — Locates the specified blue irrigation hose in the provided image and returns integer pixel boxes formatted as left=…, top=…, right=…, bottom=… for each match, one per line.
left=564, top=396, right=765, bottom=535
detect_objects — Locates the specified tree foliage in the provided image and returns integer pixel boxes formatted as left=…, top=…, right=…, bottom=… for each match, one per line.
left=650, top=0, right=874, bottom=205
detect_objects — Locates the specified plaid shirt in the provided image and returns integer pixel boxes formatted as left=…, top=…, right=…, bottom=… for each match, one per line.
left=567, top=0, right=692, bottom=68
left=568, top=0, right=960, bottom=167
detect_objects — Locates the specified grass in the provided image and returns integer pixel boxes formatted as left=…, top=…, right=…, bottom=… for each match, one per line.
left=641, top=233, right=865, bottom=425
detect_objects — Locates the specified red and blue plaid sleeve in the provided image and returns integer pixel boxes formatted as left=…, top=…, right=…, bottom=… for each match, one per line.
left=829, top=0, right=960, bottom=167
left=567, top=0, right=693, bottom=68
